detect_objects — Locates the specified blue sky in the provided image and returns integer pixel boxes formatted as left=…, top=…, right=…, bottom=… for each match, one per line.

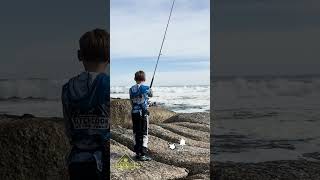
left=110, top=0, right=210, bottom=86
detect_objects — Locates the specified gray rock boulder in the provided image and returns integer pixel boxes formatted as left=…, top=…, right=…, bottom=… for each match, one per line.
left=111, top=99, right=176, bottom=128
left=0, top=116, right=70, bottom=180
left=163, top=113, right=210, bottom=125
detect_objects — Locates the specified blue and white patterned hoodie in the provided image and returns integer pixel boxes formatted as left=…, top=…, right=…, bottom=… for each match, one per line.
left=129, top=83, right=153, bottom=114
left=62, top=72, right=109, bottom=164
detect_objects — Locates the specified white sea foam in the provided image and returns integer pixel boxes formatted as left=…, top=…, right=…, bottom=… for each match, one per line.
left=1, top=75, right=320, bottom=121
left=111, top=85, right=210, bottom=113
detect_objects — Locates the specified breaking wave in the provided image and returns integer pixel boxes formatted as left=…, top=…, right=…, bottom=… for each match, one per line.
left=0, top=79, right=66, bottom=100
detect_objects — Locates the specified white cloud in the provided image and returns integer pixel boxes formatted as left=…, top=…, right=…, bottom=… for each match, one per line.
left=111, top=0, right=210, bottom=59
left=111, top=69, right=210, bottom=86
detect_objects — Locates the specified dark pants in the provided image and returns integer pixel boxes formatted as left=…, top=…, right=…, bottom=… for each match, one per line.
left=132, top=112, right=149, bottom=155
left=69, top=161, right=102, bottom=180
left=68, top=143, right=109, bottom=180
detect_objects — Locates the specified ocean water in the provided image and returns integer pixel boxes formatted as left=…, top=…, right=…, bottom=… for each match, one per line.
left=0, top=78, right=210, bottom=117
left=111, top=85, right=210, bottom=113
left=1, top=75, right=319, bottom=162
left=0, top=78, right=65, bottom=117
left=213, top=75, right=320, bottom=162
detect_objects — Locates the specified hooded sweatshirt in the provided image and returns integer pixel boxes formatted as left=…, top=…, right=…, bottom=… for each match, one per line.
left=129, top=83, right=152, bottom=114
left=62, top=72, right=110, bottom=151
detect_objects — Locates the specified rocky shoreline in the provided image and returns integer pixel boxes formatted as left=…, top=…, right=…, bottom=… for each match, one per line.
left=110, top=99, right=210, bottom=179
left=0, top=99, right=210, bottom=180
left=1, top=99, right=319, bottom=179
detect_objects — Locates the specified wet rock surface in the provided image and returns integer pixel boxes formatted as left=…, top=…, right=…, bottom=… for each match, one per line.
left=211, top=160, right=320, bottom=180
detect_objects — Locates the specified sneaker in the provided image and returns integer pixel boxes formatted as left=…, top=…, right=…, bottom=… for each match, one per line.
left=138, top=155, right=152, bottom=161
left=135, top=153, right=141, bottom=160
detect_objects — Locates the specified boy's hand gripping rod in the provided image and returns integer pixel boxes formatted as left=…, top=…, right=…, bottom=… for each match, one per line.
left=150, top=0, right=176, bottom=89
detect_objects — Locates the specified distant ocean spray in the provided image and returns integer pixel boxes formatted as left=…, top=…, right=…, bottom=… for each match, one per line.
left=111, top=85, right=210, bottom=113
left=0, top=78, right=210, bottom=116
left=0, top=78, right=64, bottom=101
left=2, top=75, right=320, bottom=118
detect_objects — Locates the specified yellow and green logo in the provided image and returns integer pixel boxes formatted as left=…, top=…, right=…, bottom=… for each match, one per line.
left=115, top=154, right=140, bottom=170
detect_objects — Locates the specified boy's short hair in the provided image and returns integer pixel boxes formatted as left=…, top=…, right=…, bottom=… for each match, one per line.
left=134, top=71, right=146, bottom=82
left=79, top=28, right=109, bottom=63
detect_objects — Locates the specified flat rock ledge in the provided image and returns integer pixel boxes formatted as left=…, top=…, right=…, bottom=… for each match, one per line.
left=164, top=113, right=210, bottom=125
left=111, top=127, right=210, bottom=176
left=149, top=124, right=209, bottom=149
left=110, top=140, right=188, bottom=180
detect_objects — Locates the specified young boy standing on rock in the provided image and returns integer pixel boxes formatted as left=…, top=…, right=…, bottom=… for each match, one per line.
left=129, top=71, right=153, bottom=161
left=62, top=29, right=110, bottom=179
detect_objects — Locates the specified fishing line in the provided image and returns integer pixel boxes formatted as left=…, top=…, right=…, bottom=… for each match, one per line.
left=150, top=0, right=176, bottom=88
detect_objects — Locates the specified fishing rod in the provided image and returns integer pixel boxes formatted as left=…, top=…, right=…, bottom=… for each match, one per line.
left=150, top=0, right=176, bottom=88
